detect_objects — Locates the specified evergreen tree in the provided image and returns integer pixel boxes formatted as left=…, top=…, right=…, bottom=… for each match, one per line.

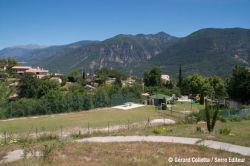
left=177, top=64, right=183, bottom=88
left=199, top=93, right=204, bottom=105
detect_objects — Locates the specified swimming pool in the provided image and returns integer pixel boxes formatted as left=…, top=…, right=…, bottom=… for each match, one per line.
left=222, top=109, right=250, bottom=117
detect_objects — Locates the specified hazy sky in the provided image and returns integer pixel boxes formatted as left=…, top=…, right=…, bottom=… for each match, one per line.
left=0, top=0, right=250, bottom=49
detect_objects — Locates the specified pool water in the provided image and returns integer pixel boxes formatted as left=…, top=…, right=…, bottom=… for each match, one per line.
left=222, top=109, right=250, bottom=117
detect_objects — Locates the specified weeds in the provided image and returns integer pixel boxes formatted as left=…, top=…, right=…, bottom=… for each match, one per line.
left=198, top=144, right=208, bottom=151
left=37, top=134, right=59, bottom=142
left=41, top=143, right=56, bottom=164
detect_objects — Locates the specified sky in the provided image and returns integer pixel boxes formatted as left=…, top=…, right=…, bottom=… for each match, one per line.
left=0, top=0, right=250, bottom=49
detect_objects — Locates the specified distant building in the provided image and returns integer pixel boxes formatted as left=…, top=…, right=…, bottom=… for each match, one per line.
left=122, top=77, right=136, bottom=87
left=50, top=77, right=62, bottom=84
left=161, top=74, right=170, bottom=83
left=149, top=94, right=171, bottom=106
left=12, top=66, right=49, bottom=78
left=12, top=66, right=31, bottom=74
left=105, top=77, right=116, bottom=85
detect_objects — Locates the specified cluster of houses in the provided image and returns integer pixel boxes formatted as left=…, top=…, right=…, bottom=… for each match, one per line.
left=6, top=65, right=179, bottom=108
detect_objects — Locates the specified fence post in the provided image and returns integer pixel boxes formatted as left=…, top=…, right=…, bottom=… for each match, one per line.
left=148, top=117, right=150, bottom=127
left=88, top=122, right=90, bottom=135
left=4, top=131, right=7, bottom=144
left=108, top=121, right=110, bottom=134
left=127, top=120, right=130, bottom=131
left=36, top=128, right=38, bottom=139
left=60, top=126, right=63, bottom=138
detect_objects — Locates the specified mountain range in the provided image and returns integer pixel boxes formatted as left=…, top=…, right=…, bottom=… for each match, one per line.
left=0, top=28, right=249, bottom=77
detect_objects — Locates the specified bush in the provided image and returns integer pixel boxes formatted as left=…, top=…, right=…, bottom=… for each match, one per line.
left=227, top=115, right=242, bottom=122
left=219, top=116, right=227, bottom=123
left=37, top=134, right=59, bottom=142
left=184, top=116, right=197, bottom=124
left=153, top=126, right=167, bottom=134
left=219, top=128, right=231, bottom=135
left=187, top=110, right=206, bottom=123
left=243, top=113, right=250, bottom=120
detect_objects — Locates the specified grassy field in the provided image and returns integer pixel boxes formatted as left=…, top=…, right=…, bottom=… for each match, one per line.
left=172, top=102, right=205, bottom=112
left=8, top=142, right=250, bottom=166
left=0, top=102, right=202, bottom=134
left=1, top=103, right=249, bottom=147
left=0, top=105, right=164, bottom=134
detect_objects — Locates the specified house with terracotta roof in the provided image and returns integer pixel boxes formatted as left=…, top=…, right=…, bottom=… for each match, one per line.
left=12, top=66, right=49, bottom=78
left=12, top=66, right=31, bottom=74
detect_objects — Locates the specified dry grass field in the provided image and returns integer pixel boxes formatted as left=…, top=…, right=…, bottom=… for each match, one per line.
left=7, top=142, right=250, bottom=166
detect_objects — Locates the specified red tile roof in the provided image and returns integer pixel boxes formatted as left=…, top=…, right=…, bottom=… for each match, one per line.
left=25, top=68, right=48, bottom=73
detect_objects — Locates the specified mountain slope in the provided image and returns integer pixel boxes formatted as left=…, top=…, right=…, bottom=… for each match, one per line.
left=28, top=32, right=178, bottom=73
left=0, top=44, right=49, bottom=60
left=146, top=28, right=250, bottom=77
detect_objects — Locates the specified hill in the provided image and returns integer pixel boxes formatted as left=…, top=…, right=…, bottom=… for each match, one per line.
left=148, top=28, right=250, bottom=77
left=27, top=32, right=178, bottom=73
left=1, top=28, right=249, bottom=77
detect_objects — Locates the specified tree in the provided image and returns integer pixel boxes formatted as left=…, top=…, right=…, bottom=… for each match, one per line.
left=19, top=74, right=39, bottom=98
left=0, top=81, right=12, bottom=104
left=6, top=58, right=18, bottom=71
left=114, top=77, right=122, bottom=87
left=199, top=93, right=204, bottom=105
left=227, top=65, right=250, bottom=104
left=177, top=64, right=183, bottom=88
left=143, top=67, right=162, bottom=87
left=37, top=79, right=60, bottom=98
left=93, top=88, right=109, bottom=107
left=208, top=76, right=227, bottom=99
left=41, top=90, right=65, bottom=114
left=184, top=74, right=214, bottom=97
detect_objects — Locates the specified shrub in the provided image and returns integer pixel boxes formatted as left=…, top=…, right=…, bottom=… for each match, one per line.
left=187, top=110, right=206, bottom=123
left=205, top=100, right=219, bottom=133
left=153, top=126, right=167, bottom=134
left=184, top=116, right=197, bottom=124
left=37, top=134, right=59, bottom=142
left=219, top=128, right=231, bottom=135
left=243, top=113, right=250, bottom=120
left=41, top=143, right=56, bottom=164
left=227, top=115, right=242, bottom=122
left=219, top=116, right=227, bottom=123
left=71, top=131, right=86, bottom=139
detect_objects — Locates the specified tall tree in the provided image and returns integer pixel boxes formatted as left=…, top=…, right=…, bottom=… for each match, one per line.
left=143, top=67, right=162, bottom=87
left=227, top=65, right=250, bottom=104
left=208, top=76, right=227, bottom=99
left=184, top=74, right=214, bottom=97
left=177, top=64, right=183, bottom=88
left=19, top=74, right=39, bottom=98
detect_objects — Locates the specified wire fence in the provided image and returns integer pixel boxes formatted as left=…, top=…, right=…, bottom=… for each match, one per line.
left=0, top=116, right=177, bottom=144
